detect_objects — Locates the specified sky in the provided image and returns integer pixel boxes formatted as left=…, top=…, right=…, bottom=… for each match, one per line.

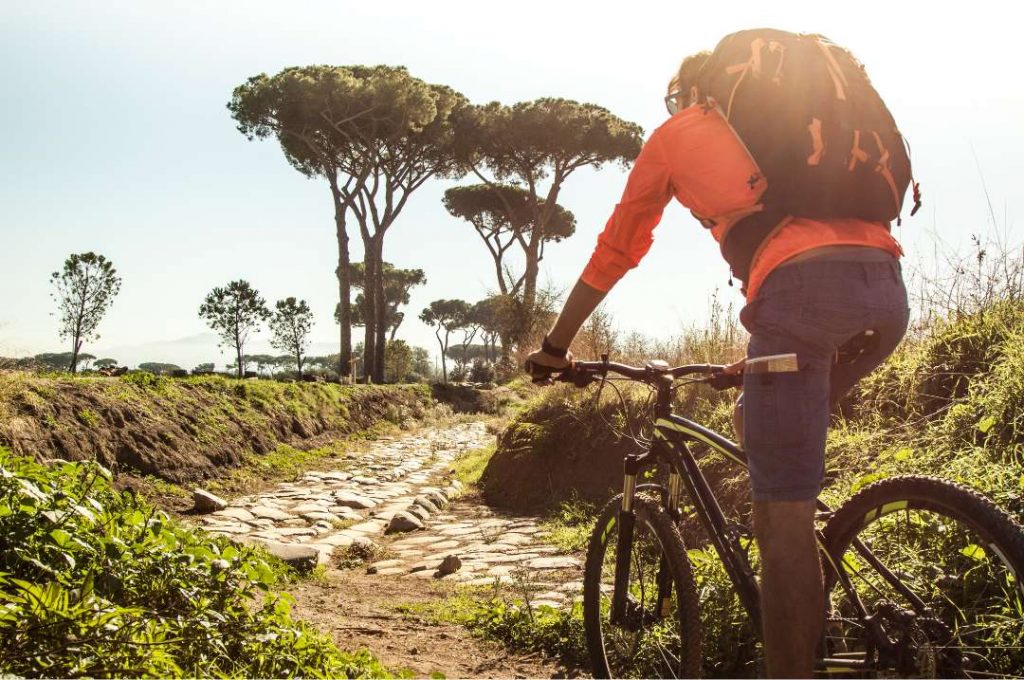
left=1, top=0, right=1021, bottom=370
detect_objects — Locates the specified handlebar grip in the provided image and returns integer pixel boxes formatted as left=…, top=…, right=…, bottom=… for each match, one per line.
left=524, top=359, right=563, bottom=385
left=707, top=370, right=744, bottom=390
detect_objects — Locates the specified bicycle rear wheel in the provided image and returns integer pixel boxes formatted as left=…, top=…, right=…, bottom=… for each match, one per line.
left=823, top=475, right=1024, bottom=677
left=582, top=492, right=702, bottom=678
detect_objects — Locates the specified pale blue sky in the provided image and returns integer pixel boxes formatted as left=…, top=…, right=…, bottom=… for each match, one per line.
left=1, top=1, right=1020, bottom=368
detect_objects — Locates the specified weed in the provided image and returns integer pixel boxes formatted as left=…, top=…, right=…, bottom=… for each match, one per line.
left=541, top=494, right=596, bottom=554
left=75, top=408, right=99, bottom=427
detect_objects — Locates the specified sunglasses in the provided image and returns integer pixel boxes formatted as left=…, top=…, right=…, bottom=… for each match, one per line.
left=664, top=90, right=685, bottom=115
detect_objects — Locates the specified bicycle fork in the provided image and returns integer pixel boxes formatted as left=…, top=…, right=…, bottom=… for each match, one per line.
left=610, top=453, right=680, bottom=627
left=610, top=453, right=639, bottom=625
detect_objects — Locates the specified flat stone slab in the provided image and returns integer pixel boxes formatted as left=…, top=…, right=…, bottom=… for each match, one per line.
left=250, top=506, right=293, bottom=521
left=348, top=520, right=387, bottom=534
left=334, top=492, right=377, bottom=510
left=213, top=507, right=256, bottom=523
left=291, top=502, right=331, bottom=515
left=525, top=556, right=581, bottom=570
left=300, top=511, right=338, bottom=523
left=270, top=527, right=317, bottom=538
left=261, top=542, right=320, bottom=573
left=366, top=559, right=405, bottom=574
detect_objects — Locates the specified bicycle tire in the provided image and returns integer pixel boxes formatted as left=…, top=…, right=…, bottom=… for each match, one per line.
left=583, top=492, right=703, bottom=678
left=822, top=475, right=1024, bottom=677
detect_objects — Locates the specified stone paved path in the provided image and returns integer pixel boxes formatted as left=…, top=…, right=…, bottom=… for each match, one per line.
left=195, top=421, right=582, bottom=610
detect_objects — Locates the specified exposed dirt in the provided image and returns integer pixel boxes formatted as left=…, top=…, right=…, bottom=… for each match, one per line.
left=291, top=569, right=574, bottom=678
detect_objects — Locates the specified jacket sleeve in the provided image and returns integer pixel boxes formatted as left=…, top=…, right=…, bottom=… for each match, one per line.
left=580, top=130, right=673, bottom=292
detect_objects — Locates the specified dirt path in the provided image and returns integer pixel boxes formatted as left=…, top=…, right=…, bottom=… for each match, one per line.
left=187, top=421, right=587, bottom=678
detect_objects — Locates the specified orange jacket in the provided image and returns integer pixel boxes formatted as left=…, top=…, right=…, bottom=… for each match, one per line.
left=580, top=104, right=903, bottom=300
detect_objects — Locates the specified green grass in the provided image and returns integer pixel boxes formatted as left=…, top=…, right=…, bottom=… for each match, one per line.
left=395, top=586, right=588, bottom=668
left=448, top=444, right=495, bottom=489
left=541, top=495, right=596, bottom=553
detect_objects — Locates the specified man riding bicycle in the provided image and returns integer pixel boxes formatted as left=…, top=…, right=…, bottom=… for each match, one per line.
left=527, top=34, right=912, bottom=677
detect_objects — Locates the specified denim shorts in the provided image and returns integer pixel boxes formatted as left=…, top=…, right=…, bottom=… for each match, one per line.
left=739, top=252, right=909, bottom=502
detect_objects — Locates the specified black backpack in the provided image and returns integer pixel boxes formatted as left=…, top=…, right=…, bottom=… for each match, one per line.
left=693, top=28, right=921, bottom=283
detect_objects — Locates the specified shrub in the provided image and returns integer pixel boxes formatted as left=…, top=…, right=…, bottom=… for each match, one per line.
left=0, top=449, right=388, bottom=678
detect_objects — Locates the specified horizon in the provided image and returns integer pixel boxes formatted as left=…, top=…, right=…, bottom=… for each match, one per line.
left=2, top=1, right=1020, bottom=370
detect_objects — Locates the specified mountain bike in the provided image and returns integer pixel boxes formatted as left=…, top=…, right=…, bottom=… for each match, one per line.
left=535, top=356, right=1024, bottom=678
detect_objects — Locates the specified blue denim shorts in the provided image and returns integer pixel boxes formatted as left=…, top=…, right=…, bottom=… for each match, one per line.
left=739, top=253, right=909, bottom=502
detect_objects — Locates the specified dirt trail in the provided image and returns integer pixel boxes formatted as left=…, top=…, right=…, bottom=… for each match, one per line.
left=187, top=421, right=586, bottom=678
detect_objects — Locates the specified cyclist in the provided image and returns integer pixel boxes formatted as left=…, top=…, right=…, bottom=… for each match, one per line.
left=527, top=48, right=911, bottom=677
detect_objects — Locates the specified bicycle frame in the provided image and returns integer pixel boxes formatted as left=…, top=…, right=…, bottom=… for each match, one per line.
left=612, top=393, right=924, bottom=673
left=551, top=359, right=943, bottom=673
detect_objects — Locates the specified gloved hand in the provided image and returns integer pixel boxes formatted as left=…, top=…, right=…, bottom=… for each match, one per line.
left=523, top=347, right=573, bottom=385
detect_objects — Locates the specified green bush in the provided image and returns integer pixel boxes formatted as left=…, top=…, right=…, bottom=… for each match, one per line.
left=0, top=449, right=388, bottom=678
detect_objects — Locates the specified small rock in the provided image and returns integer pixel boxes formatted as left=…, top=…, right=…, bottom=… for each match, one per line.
left=436, top=554, right=462, bottom=577
left=193, top=488, right=227, bottom=513
left=387, top=511, right=424, bottom=534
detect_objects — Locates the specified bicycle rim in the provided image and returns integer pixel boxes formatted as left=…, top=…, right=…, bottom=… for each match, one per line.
left=824, top=477, right=1024, bottom=678
left=583, top=494, right=701, bottom=678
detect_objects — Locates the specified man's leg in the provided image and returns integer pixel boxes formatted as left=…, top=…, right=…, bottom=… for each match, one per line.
left=754, top=499, right=823, bottom=678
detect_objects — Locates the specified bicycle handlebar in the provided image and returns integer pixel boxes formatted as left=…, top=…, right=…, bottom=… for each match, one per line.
left=526, top=358, right=739, bottom=389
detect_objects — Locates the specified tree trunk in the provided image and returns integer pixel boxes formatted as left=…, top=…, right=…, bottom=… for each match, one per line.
left=332, top=185, right=352, bottom=380
left=296, top=352, right=304, bottom=380
left=371, top=236, right=387, bottom=384
left=236, top=343, right=244, bottom=379
left=435, top=328, right=448, bottom=385
left=519, top=231, right=542, bottom=344
left=69, top=337, right=82, bottom=373
left=362, top=254, right=377, bottom=383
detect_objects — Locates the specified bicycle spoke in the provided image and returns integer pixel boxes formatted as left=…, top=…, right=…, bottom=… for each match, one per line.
left=827, top=502, right=1024, bottom=677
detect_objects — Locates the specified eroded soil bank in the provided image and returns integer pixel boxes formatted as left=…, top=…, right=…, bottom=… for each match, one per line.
left=0, top=372, right=434, bottom=482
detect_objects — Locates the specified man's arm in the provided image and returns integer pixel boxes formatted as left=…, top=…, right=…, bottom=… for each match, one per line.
left=525, top=130, right=673, bottom=373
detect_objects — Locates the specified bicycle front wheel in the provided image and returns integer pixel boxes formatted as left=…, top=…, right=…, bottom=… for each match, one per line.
left=823, top=475, right=1024, bottom=677
left=582, top=492, right=703, bottom=678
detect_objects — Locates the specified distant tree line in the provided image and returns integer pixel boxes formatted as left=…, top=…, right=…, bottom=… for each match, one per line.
left=24, top=70, right=641, bottom=385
